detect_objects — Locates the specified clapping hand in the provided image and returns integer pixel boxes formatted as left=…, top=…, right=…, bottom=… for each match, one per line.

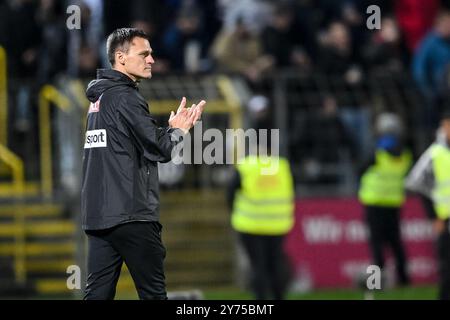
left=169, top=97, right=206, bottom=134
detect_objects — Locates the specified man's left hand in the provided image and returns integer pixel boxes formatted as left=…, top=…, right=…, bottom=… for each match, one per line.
left=169, top=97, right=206, bottom=134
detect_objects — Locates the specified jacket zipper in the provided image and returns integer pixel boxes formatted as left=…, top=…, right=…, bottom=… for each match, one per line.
left=146, top=164, right=150, bottom=198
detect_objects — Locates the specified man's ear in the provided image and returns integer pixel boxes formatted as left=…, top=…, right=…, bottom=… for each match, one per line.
left=116, top=51, right=125, bottom=65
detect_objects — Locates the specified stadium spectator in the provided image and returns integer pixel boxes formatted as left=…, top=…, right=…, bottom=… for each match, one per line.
left=405, top=109, right=450, bottom=300
left=260, top=3, right=311, bottom=70
left=296, top=95, right=356, bottom=184
left=316, top=0, right=348, bottom=26
left=211, top=18, right=273, bottom=83
left=394, top=0, right=440, bottom=53
left=290, top=0, right=320, bottom=59
left=340, top=1, right=369, bottom=60
left=35, top=0, right=68, bottom=83
left=0, top=0, right=41, bottom=79
left=362, top=17, right=409, bottom=73
left=412, top=10, right=450, bottom=135
left=0, top=0, right=41, bottom=132
left=315, top=0, right=392, bottom=29
left=318, top=21, right=362, bottom=84
left=130, top=0, right=167, bottom=35
left=162, top=5, right=206, bottom=72
left=219, top=0, right=273, bottom=36
left=128, top=0, right=172, bottom=74
left=67, top=0, right=103, bottom=78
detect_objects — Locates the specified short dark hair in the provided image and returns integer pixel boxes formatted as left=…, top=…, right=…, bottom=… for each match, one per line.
left=106, top=28, right=149, bottom=66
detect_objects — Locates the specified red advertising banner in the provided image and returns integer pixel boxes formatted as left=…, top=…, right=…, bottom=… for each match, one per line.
left=285, top=197, right=437, bottom=289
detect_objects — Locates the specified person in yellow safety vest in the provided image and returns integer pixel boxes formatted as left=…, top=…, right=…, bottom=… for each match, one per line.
left=227, top=151, right=295, bottom=300
left=405, top=109, right=450, bottom=300
left=358, top=133, right=413, bottom=286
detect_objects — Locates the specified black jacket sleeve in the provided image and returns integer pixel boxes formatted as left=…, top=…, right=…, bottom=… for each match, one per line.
left=117, top=92, right=184, bottom=163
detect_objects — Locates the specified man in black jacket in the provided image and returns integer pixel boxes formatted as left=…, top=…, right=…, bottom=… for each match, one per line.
left=81, top=28, right=205, bottom=300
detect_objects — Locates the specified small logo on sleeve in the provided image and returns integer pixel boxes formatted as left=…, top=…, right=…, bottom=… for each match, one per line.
left=84, top=129, right=107, bottom=149
left=88, top=95, right=102, bottom=113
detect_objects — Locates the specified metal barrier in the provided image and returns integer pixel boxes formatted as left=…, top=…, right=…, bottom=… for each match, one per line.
left=38, top=85, right=71, bottom=199
left=0, top=47, right=27, bottom=283
left=0, top=144, right=25, bottom=197
left=268, top=70, right=426, bottom=197
left=0, top=82, right=73, bottom=286
left=0, top=143, right=26, bottom=283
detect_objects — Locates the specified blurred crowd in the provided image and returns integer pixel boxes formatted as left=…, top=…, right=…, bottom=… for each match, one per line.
left=1, top=0, right=450, bottom=184
left=0, top=0, right=449, bottom=84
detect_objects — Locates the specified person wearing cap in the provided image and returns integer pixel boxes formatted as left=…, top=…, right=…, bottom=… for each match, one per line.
left=358, top=116, right=413, bottom=286
left=405, top=109, right=450, bottom=299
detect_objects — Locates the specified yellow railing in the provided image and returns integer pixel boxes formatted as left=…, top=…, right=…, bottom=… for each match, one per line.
left=216, top=76, right=244, bottom=162
left=0, top=46, right=7, bottom=146
left=148, top=77, right=242, bottom=126
left=14, top=209, right=26, bottom=284
left=0, top=47, right=26, bottom=282
left=0, top=83, right=72, bottom=282
left=216, top=76, right=243, bottom=130
left=38, top=85, right=71, bottom=199
left=0, top=144, right=25, bottom=197
left=0, top=143, right=26, bottom=282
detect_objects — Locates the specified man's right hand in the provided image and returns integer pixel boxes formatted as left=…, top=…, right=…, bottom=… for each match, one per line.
left=168, top=97, right=206, bottom=134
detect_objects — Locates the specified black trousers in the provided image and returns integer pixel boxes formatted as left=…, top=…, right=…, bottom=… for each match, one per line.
left=239, top=233, right=290, bottom=300
left=365, top=206, right=410, bottom=285
left=437, top=222, right=450, bottom=300
left=84, top=221, right=167, bottom=300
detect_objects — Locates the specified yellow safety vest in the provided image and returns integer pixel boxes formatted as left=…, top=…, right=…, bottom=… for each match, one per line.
left=431, top=144, right=450, bottom=220
left=359, top=150, right=412, bottom=207
left=231, top=156, right=295, bottom=235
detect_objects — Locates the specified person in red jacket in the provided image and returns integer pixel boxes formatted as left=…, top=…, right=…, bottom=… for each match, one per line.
left=395, top=0, right=440, bottom=52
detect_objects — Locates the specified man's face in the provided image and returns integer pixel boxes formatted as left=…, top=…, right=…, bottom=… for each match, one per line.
left=119, top=37, right=154, bottom=80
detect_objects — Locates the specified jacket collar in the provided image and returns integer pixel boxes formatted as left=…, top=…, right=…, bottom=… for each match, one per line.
left=96, top=69, right=138, bottom=89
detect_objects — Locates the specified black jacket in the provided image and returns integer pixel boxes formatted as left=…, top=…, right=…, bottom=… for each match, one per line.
left=81, top=69, right=183, bottom=230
